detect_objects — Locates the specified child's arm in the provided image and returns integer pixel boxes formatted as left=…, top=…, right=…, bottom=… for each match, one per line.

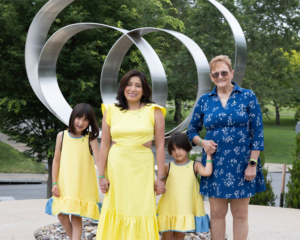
left=156, top=163, right=169, bottom=195
left=52, top=131, right=63, bottom=197
left=194, top=153, right=213, bottom=177
left=97, top=110, right=111, bottom=193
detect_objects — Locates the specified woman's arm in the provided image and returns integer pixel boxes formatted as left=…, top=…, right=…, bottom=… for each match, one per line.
left=52, top=132, right=63, bottom=197
left=97, top=110, right=111, bottom=193
left=195, top=153, right=213, bottom=177
left=244, top=150, right=260, bottom=181
left=154, top=108, right=165, bottom=195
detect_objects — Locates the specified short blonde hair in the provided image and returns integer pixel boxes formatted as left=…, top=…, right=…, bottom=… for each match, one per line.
left=209, top=55, right=232, bottom=72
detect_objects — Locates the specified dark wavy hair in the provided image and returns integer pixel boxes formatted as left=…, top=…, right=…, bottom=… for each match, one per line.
left=68, top=103, right=99, bottom=141
left=115, top=69, right=154, bottom=110
left=168, top=132, right=193, bottom=155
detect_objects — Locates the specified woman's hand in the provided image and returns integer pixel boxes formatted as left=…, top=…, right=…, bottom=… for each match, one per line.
left=202, top=140, right=218, bottom=155
left=244, top=164, right=257, bottom=181
left=99, top=178, right=110, bottom=193
left=154, top=179, right=165, bottom=195
left=52, top=185, right=60, bottom=197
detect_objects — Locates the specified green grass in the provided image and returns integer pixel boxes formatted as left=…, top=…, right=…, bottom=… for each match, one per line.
left=165, top=101, right=297, bottom=164
left=0, top=141, right=47, bottom=173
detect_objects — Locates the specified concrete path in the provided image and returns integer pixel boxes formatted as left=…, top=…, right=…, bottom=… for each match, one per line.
left=0, top=199, right=299, bottom=240
left=0, top=132, right=30, bottom=152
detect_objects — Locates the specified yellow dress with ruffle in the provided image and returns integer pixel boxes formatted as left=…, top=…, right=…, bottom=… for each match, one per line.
left=96, top=103, right=166, bottom=240
left=45, top=131, right=101, bottom=220
left=157, top=161, right=210, bottom=233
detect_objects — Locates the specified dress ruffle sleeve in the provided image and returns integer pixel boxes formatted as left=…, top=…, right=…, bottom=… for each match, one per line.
left=101, top=104, right=112, bottom=126
left=150, top=104, right=166, bottom=125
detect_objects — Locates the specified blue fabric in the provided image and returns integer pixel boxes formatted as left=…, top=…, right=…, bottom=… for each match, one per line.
left=186, top=82, right=266, bottom=199
left=45, top=197, right=54, bottom=215
left=195, top=214, right=210, bottom=233
left=45, top=197, right=102, bottom=221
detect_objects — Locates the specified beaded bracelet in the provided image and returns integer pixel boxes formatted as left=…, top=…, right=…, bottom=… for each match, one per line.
left=52, top=182, right=57, bottom=186
left=98, top=175, right=105, bottom=179
left=206, top=160, right=213, bottom=163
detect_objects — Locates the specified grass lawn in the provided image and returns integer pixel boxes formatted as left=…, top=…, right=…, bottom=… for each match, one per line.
left=0, top=141, right=47, bottom=173
left=165, top=102, right=297, bottom=164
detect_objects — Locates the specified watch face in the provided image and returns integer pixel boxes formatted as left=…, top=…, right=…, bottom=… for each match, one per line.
left=250, top=161, right=256, bottom=166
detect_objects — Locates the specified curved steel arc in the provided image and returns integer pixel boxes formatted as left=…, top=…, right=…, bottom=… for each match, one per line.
left=25, top=0, right=74, bottom=112
left=208, top=0, right=247, bottom=86
left=38, top=23, right=128, bottom=125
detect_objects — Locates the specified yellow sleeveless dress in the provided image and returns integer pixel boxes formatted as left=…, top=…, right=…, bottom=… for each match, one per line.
left=45, top=130, right=101, bottom=220
left=156, top=161, right=210, bottom=233
left=96, top=103, right=166, bottom=240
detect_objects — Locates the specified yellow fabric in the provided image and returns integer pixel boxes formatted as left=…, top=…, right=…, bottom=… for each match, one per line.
left=156, top=161, right=207, bottom=232
left=52, top=130, right=100, bottom=220
left=97, top=103, right=166, bottom=240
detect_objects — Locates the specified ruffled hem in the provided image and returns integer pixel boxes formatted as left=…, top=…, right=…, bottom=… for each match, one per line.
left=157, top=214, right=210, bottom=233
left=45, top=197, right=102, bottom=221
left=96, top=207, right=159, bottom=240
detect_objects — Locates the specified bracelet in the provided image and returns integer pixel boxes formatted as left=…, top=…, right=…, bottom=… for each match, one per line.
left=199, top=138, right=202, bottom=147
left=206, top=160, right=213, bottom=163
left=98, top=175, right=105, bottom=179
left=52, top=182, right=57, bottom=186
left=249, top=159, right=258, bottom=163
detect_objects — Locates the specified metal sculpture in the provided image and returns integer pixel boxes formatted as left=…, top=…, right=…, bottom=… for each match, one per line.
left=25, top=0, right=247, bottom=137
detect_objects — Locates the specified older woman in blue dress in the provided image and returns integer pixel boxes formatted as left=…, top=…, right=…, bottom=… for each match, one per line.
left=186, top=55, right=266, bottom=240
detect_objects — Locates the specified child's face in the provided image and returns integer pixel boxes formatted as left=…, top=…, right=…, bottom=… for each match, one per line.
left=171, top=145, right=188, bottom=162
left=74, top=115, right=89, bottom=134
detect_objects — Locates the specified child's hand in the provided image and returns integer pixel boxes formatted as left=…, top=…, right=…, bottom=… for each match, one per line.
left=52, top=185, right=60, bottom=197
left=99, top=178, right=110, bottom=193
left=155, top=186, right=167, bottom=195
left=154, top=179, right=165, bottom=195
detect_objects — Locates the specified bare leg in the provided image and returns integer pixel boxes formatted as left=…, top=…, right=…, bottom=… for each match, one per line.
left=71, top=215, right=82, bottom=240
left=230, top=198, right=250, bottom=240
left=162, top=231, right=174, bottom=240
left=58, top=214, right=72, bottom=239
left=174, top=232, right=185, bottom=240
left=209, top=198, right=228, bottom=240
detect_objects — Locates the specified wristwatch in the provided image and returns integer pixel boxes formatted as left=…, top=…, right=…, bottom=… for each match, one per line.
left=249, top=160, right=257, bottom=166
left=157, top=175, right=166, bottom=181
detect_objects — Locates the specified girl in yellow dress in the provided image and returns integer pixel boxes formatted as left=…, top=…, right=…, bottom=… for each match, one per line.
left=156, top=132, right=212, bottom=240
left=96, top=69, right=166, bottom=240
left=45, top=103, right=101, bottom=240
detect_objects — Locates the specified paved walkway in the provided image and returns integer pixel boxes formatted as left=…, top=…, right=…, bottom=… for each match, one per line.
left=0, top=199, right=299, bottom=240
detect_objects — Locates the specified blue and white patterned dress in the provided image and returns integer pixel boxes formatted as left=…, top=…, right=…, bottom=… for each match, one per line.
left=186, top=82, right=266, bottom=199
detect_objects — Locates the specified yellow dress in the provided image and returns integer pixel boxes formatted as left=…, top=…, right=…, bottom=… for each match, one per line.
left=156, top=161, right=210, bottom=233
left=45, top=130, right=101, bottom=220
left=96, top=103, right=166, bottom=240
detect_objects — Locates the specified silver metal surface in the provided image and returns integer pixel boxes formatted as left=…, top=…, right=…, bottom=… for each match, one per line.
left=25, top=0, right=247, bottom=137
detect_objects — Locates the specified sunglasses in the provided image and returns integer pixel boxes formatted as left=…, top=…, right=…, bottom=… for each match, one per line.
left=211, top=71, right=229, bottom=79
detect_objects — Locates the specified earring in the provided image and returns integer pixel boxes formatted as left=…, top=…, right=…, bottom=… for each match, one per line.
left=141, top=95, right=146, bottom=101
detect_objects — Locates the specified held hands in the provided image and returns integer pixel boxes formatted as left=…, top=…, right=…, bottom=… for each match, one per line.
left=154, top=178, right=165, bottom=196
left=52, top=185, right=60, bottom=197
left=202, top=140, right=218, bottom=155
left=99, top=178, right=110, bottom=193
left=244, top=164, right=257, bottom=181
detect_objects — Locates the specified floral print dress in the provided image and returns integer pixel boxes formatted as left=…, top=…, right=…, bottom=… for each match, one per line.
left=186, top=82, right=266, bottom=199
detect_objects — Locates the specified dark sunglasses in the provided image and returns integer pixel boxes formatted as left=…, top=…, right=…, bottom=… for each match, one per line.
left=211, top=71, right=229, bottom=79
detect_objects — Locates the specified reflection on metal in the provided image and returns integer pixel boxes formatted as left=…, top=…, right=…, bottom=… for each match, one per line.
left=25, top=0, right=247, bottom=137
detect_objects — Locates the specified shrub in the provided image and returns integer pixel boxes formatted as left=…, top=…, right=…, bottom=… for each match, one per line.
left=284, top=133, right=300, bottom=209
left=250, top=151, right=276, bottom=206
left=294, top=106, right=300, bottom=122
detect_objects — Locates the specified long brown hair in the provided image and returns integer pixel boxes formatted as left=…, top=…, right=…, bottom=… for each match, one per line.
left=115, top=69, right=154, bottom=111
left=68, top=103, right=99, bottom=141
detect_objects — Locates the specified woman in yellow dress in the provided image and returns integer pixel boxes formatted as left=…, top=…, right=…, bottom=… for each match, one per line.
left=96, top=69, right=166, bottom=240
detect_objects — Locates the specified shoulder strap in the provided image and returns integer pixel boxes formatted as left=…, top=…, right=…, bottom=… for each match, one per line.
left=61, top=131, right=64, bottom=152
left=167, top=162, right=171, bottom=177
left=193, top=161, right=198, bottom=178
left=88, top=133, right=93, bottom=155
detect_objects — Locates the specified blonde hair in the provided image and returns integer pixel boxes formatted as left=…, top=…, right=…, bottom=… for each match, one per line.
left=209, top=55, right=232, bottom=72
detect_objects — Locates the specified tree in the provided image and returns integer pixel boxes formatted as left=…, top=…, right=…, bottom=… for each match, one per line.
left=0, top=0, right=183, bottom=197
left=284, top=132, right=300, bottom=209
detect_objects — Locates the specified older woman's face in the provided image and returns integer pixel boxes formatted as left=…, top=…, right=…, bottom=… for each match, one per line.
left=210, top=62, right=234, bottom=89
